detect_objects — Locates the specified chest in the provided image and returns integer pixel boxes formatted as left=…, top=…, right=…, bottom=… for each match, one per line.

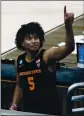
left=17, top=57, right=56, bottom=92
left=18, top=58, right=45, bottom=76
left=18, top=58, right=48, bottom=89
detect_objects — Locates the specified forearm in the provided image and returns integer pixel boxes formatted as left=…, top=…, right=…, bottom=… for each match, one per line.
left=12, top=85, right=22, bottom=105
left=43, top=6, right=75, bottom=62
left=65, top=24, right=75, bottom=53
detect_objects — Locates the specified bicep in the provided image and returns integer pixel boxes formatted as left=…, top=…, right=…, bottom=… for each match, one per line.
left=43, top=46, right=70, bottom=63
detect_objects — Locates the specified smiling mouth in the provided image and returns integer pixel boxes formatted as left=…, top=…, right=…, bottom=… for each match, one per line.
left=32, top=44, right=38, bottom=47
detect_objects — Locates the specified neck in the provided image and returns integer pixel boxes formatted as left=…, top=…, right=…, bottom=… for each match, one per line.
left=25, top=49, right=41, bottom=62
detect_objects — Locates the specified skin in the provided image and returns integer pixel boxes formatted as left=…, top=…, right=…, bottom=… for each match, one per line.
left=22, top=34, right=41, bottom=62
left=10, top=6, right=75, bottom=109
left=22, top=34, right=40, bottom=52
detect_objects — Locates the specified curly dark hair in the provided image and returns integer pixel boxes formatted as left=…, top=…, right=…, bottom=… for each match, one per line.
left=15, top=22, right=45, bottom=51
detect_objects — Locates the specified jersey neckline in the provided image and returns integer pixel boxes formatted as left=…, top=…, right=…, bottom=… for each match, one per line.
left=24, top=49, right=45, bottom=64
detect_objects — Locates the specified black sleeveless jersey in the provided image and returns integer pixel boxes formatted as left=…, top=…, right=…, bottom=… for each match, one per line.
left=17, top=49, right=60, bottom=114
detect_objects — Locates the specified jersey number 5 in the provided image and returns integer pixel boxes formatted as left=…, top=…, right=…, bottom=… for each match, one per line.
left=27, top=77, right=35, bottom=91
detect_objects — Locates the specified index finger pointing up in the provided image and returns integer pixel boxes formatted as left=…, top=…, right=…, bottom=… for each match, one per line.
left=64, top=6, right=67, bottom=14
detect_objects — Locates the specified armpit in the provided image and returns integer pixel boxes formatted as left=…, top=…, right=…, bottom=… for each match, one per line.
left=47, top=59, right=56, bottom=72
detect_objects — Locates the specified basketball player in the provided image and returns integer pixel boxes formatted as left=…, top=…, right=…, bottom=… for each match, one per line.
left=10, top=6, right=74, bottom=115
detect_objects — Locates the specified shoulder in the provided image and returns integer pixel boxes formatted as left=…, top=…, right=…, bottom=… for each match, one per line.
left=15, top=52, right=26, bottom=66
left=17, top=52, right=26, bottom=59
left=40, top=49, right=46, bottom=56
left=17, top=52, right=26, bottom=62
left=43, top=48, right=57, bottom=72
left=43, top=47, right=56, bottom=64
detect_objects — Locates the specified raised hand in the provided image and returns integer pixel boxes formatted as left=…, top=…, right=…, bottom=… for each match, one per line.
left=64, top=6, right=74, bottom=26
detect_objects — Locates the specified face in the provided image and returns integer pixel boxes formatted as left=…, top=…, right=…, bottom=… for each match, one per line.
left=22, top=34, right=40, bottom=52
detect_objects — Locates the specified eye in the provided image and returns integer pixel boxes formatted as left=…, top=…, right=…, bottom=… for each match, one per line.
left=34, top=35, right=39, bottom=40
left=25, top=35, right=31, bottom=40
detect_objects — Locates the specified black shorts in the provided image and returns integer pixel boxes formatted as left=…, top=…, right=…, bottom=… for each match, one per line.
left=23, top=97, right=61, bottom=115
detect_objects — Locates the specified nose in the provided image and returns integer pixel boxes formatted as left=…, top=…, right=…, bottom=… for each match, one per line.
left=31, top=38, right=36, bottom=43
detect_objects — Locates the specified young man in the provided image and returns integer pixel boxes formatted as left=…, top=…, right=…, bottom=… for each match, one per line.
left=10, top=6, right=74, bottom=115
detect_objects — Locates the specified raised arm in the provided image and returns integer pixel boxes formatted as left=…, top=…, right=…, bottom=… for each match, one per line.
left=43, top=6, right=75, bottom=63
